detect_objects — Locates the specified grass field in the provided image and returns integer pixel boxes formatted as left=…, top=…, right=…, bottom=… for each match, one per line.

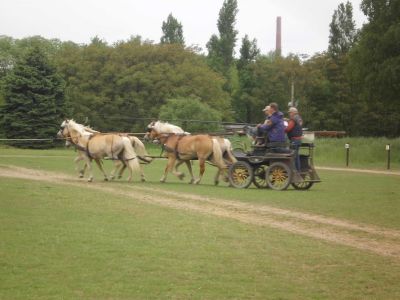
left=1, top=146, right=400, bottom=299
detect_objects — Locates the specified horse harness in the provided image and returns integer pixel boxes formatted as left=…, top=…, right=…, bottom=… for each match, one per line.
left=161, top=134, right=190, bottom=160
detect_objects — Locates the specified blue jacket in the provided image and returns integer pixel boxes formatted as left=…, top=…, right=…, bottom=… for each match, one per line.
left=260, top=111, right=286, bottom=142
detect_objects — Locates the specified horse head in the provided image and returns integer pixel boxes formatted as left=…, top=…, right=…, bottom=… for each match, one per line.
left=56, top=119, right=70, bottom=146
left=144, top=121, right=158, bottom=142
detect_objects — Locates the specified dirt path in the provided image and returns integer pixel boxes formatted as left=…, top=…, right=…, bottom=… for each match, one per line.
left=1, top=165, right=400, bottom=260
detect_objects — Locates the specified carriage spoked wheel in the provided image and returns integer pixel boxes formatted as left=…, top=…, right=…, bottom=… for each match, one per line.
left=228, top=161, right=254, bottom=189
left=291, top=172, right=314, bottom=190
left=266, top=162, right=292, bottom=190
left=252, top=165, right=269, bottom=189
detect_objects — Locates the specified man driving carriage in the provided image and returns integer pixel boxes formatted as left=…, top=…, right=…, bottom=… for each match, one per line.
left=256, top=102, right=286, bottom=148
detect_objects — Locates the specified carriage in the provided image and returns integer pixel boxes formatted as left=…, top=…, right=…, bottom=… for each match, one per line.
left=228, top=141, right=321, bottom=190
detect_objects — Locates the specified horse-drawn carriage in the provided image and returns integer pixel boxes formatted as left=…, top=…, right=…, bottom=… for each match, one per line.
left=228, top=142, right=321, bottom=190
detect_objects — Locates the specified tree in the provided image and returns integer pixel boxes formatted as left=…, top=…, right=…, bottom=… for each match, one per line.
left=158, top=97, right=222, bottom=132
left=1, top=46, right=66, bottom=148
left=206, top=0, right=238, bottom=74
left=160, top=13, right=185, bottom=46
left=328, top=1, right=357, bottom=59
left=347, top=0, right=400, bottom=136
left=238, top=35, right=260, bottom=69
left=233, top=35, right=260, bottom=122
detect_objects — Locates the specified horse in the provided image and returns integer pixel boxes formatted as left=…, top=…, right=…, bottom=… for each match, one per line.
left=145, top=121, right=229, bottom=185
left=57, top=119, right=142, bottom=182
left=146, top=120, right=236, bottom=163
left=59, top=124, right=101, bottom=178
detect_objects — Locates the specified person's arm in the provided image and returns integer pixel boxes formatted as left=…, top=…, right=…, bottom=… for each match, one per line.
left=285, top=119, right=295, bottom=133
left=260, top=119, right=274, bottom=130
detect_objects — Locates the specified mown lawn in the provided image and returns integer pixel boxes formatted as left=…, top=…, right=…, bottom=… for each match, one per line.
left=1, top=178, right=400, bottom=299
left=1, top=147, right=399, bottom=229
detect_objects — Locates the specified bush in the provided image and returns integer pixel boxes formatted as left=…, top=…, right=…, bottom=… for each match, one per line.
left=158, top=97, right=222, bottom=133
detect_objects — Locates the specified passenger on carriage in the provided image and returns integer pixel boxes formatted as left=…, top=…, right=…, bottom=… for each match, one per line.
left=285, top=107, right=303, bottom=170
left=256, top=102, right=286, bottom=151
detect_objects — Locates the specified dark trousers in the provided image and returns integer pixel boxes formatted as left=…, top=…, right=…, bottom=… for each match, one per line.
left=291, top=139, right=302, bottom=171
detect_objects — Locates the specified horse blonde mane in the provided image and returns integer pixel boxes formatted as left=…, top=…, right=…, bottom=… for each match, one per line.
left=65, top=119, right=96, bottom=136
left=150, top=120, right=188, bottom=134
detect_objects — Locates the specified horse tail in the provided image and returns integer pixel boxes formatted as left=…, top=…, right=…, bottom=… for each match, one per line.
left=129, top=136, right=153, bottom=163
left=211, top=138, right=227, bottom=169
left=122, top=137, right=140, bottom=174
left=223, top=138, right=237, bottom=164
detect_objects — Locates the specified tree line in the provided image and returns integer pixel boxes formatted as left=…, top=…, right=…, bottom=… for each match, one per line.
left=0, top=0, right=399, bottom=148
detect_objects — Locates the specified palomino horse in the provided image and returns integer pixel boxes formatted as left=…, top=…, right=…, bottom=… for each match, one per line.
left=145, top=121, right=236, bottom=184
left=58, top=120, right=141, bottom=182
left=145, top=121, right=228, bottom=184
left=146, top=121, right=236, bottom=162
left=58, top=122, right=152, bottom=181
left=59, top=124, right=100, bottom=178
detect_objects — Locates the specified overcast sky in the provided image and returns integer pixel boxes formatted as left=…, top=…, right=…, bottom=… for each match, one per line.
left=1, top=0, right=367, bottom=56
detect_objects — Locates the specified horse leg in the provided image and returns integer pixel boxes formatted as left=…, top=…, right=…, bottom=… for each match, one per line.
left=173, top=160, right=186, bottom=180
left=194, top=158, right=206, bottom=185
left=139, top=163, right=146, bottom=182
left=118, top=162, right=127, bottom=179
left=94, top=159, right=108, bottom=181
left=214, top=169, right=221, bottom=186
left=110, top=160, right=124, bottom=180
left=124, top=158, right=140, bottom=182
left=160, top=157, right=176, bottom=183
left=210, top=157, right=228, bottom=185
left=85, top=157, right=94, bottom=182
left=184, top=161, right=195, bottom=184
left=74, top=155, right=85, bottom=178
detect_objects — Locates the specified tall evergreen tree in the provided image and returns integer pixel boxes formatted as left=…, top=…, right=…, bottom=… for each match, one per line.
left=206, top=0, right=238, bottom=74
left=1, top=46, right=65, bottom=148
left=160, top=13, right=185, bottom=46
left=328, top=1, right=357, bottom=59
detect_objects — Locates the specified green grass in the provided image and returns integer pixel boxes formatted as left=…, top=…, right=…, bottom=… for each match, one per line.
left=314, top=137, right=400, bottom=169
left=1, top=178, right=400, bottom=299
left=0, top=146, right=400, bottom=229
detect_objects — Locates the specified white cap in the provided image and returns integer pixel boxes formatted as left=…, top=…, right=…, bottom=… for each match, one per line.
left=262, top=105, right=270, bottom=112
left=288, top=107, right=298, bottom=113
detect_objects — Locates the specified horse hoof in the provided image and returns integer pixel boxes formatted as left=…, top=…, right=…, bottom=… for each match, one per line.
left=79, top=174, right=84, bottom=178
left=104, top=178, right=109, bottom=182
left=88, top=178, right=93, bottom=182
left=214, top=181, right=219, bottom=186
left=160, top=179, right=165, bottom=183
left=118, top=176, right=122, bottom=179
left=141, top=178, right=146, bottom=182
left=194, top=179, right=201, bottom=185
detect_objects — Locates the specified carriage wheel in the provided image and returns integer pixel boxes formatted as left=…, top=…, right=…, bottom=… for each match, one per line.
left=266, top=162, right=292, bottom=191
left=228, top=161, right=253, bottom=189
left=291, top=173, right=314, bottom=190
left=252, top=165, right=269, bottom=189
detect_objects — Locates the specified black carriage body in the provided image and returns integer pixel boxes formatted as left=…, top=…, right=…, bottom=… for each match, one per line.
left=229, top=142, right=321, bottom=190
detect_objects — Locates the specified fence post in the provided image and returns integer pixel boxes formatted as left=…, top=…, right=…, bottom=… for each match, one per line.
left=345, top=143, right=350, bottom=167
left=386, top=144, right=391, bottom=170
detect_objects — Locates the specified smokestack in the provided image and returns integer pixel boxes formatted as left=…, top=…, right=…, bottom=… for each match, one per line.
left=276, top=16, right=282, bottom=56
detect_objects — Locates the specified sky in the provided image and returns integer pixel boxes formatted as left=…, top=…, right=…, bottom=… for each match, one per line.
left=1, top=0, right=367, bottom=56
